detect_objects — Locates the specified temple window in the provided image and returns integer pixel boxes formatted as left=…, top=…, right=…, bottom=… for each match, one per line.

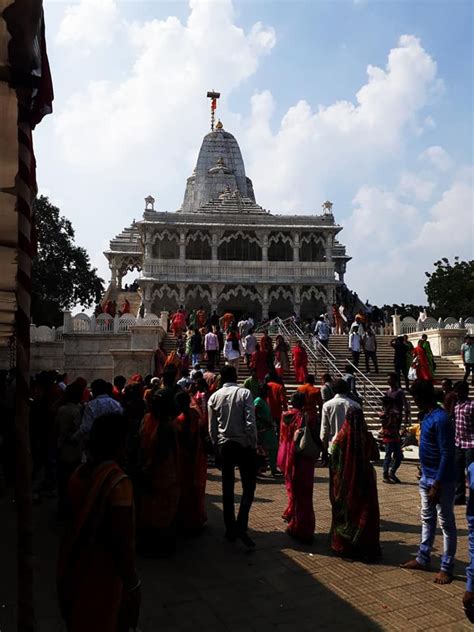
left=300, top=234, right=325, bottom=262
left=268, top=232, right=293, bottom=262
left=218, top=232, right=262, bottom=261
left=152, top=232, right=179, bottom=259
left=185, top=232, right=212, bottom=260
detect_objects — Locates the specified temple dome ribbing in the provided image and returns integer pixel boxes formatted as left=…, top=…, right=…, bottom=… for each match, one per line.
left=180, top=125, right=257, bottom=213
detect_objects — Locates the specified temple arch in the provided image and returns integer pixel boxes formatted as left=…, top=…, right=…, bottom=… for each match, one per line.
left=268, top=232, right=293, bottom=262
left=185, top=230, right=212, bottom=260
left=300, top=233, right=325, bottom=262
left=184, top=284, right=212, bottom=312
left=152, top=230, right=179, bottom=259
left=151, top=284, right=180, bottom=313
left=268, top=285, right=294, bottom=319
left=218, top=231, right=262, bottom=261
left=218, top=284, right=262, bottom=320
left=300, top=286, right=326, bottom=319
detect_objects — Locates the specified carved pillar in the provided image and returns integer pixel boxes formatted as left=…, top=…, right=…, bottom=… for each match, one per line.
left=211, top=284, right=219, bottom=312
left=179, top=231, right=186, bottom=262
left=144, top=230, right=153, bottom=259
left=293, top=285, right=301, bottom=317
left=143, top=285, right=152, bottom=316
left=293, top=233, right=300, bottom=262
left=212, top=233, right=219, bottom=261
left=109, top=258, right=117, bottom=287
left=325, top=233, right=333, bottom=262
left=261, top=285, right=269, bottom=321
left=325, top=285, right=335, bottom=319
left=179, top=284, right=186, bottom=307
left=261, top=232, right=268, bottom=262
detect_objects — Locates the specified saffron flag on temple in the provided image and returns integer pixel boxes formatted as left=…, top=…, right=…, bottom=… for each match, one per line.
left=211, top=98, right=217, bottom=111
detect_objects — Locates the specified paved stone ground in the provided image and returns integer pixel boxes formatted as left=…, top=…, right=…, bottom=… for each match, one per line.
left=0, top=462, right=471, bottom=631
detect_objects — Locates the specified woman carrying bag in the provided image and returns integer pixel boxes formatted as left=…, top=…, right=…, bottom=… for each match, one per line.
left=277, top=392, right=321, bottom=543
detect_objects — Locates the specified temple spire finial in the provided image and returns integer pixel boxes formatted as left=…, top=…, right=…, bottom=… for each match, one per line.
left=207, top=90, right=221, bottom=131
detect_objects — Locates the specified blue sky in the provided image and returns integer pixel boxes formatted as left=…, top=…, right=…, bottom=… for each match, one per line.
left=37, top=0, right=473, bottom=306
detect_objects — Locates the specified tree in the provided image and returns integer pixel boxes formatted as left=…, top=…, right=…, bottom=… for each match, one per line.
left=31, top=196, right=104, bottom=326
left=424, top=257, right=474, bottom=318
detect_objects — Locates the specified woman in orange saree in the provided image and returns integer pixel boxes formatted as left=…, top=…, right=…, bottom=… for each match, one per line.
left=174, top=390, right=207, bottom=534
left=57, top=413, right=140, bottom=632
left=138, top=390, right=180, bottom=557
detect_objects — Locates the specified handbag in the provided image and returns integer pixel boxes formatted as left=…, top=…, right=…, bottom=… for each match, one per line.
left=408, top=366, right=417, bottom=381
left=294, top=416, right=321, bottom=460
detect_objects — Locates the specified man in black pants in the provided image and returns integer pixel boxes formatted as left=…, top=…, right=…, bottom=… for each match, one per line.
left=208, top=364, right=257, bottom=547
left=391, top=335, right=410, bottom=390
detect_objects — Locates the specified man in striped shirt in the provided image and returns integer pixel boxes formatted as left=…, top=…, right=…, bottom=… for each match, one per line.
left=454, top=381, right=474, bottom=505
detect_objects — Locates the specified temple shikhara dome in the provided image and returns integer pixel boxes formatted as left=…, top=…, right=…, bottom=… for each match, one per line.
left=105, top=93, right=351, bottom=319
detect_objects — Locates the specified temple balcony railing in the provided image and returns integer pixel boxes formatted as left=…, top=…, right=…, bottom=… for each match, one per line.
left=140, top=260, right=336, bottom=283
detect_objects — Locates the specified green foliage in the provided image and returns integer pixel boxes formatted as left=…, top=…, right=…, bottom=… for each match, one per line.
left=424, top=257, right=474, bottom=318
left=31, top=196, right=104, bottom=326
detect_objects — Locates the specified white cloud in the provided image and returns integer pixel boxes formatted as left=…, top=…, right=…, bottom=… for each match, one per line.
left=54, top=0, right=275, bottom=169
left=56, top=0, right=119, bottom=53
left=419, top=145, right=453, bottom=172
left=242, top=34, right=440, bottom=212
left=398, top=171, right=435, bottom=202
left=344, top=168, right=474, bottom=304
left=411, top=167, right=474, bottom=250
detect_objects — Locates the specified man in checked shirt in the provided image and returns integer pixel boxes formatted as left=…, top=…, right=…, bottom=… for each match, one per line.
left=454, top=380, right=474, bottom=505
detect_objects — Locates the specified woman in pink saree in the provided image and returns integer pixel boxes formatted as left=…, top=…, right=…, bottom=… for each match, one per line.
left=277, top=392, right=318, bottom=543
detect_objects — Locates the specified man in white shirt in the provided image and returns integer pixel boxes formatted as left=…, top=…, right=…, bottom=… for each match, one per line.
left=224, top=333, right=243, bottom=375
left=204, top=326, right=220, bottom=367
left=244, top=329, right=257, bottom=366
left=320, top=379, right=361, bottom=451
left=348, top=324, right=362, bottom=367
left=208, top=365, right=257, bottom=547
left=314, top=316, right=331, bottom=350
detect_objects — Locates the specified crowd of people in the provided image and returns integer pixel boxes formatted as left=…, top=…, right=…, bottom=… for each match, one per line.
left=1, top=308, right=474, bottom=630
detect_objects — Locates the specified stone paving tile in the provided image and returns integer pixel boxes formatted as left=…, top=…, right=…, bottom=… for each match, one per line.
left=0, top=461, right=472, bottom=631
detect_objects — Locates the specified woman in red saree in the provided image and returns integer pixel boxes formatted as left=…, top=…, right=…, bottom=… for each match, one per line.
left=292, top=341, right=308, bottom=383
left=174, top=390, right=207, bottom=534
left=250, top=343, right=269, bottom=382
left=171, top=309, right=187, bottom=336
left=412, top=340, right=434, bottom=382
left=329, top=407, right=381, bottom=562
left=274, top=335, right=290, bottom=377
left=138, top=390, right=180, bottom=557
left=57, top=413, right=140, bottom=632
left=277, top=392, right=317, bottom=543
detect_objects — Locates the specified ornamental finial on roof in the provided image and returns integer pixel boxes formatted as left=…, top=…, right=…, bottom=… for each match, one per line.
left=322, top=200, right=333, bottom=215
left=216, top=119, right=223, bottom=130
left=145, top=195, right=155, bottom=211
left=207, top=90, right=221, bottom=131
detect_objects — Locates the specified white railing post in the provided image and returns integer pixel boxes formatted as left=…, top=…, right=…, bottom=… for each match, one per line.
left=90, top=315, right=97, bottom=333
left=392, top=314, right=401, bottom=336
left=113, top=314, right=120, bottom=333
left=63, top=310, right=72, bottom=334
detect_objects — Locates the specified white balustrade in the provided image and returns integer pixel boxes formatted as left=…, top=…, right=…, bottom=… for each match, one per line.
left=141, top=261, right=334, bottom=283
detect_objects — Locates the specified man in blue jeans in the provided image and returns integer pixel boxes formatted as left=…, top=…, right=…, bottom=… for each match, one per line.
left=400, top=379, right=457, bottom=584
left=463, top=461, right=474, bottom=622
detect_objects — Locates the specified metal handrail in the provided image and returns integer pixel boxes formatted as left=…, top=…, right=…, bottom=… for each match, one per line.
left=269, top=317, right=384, bottom=414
